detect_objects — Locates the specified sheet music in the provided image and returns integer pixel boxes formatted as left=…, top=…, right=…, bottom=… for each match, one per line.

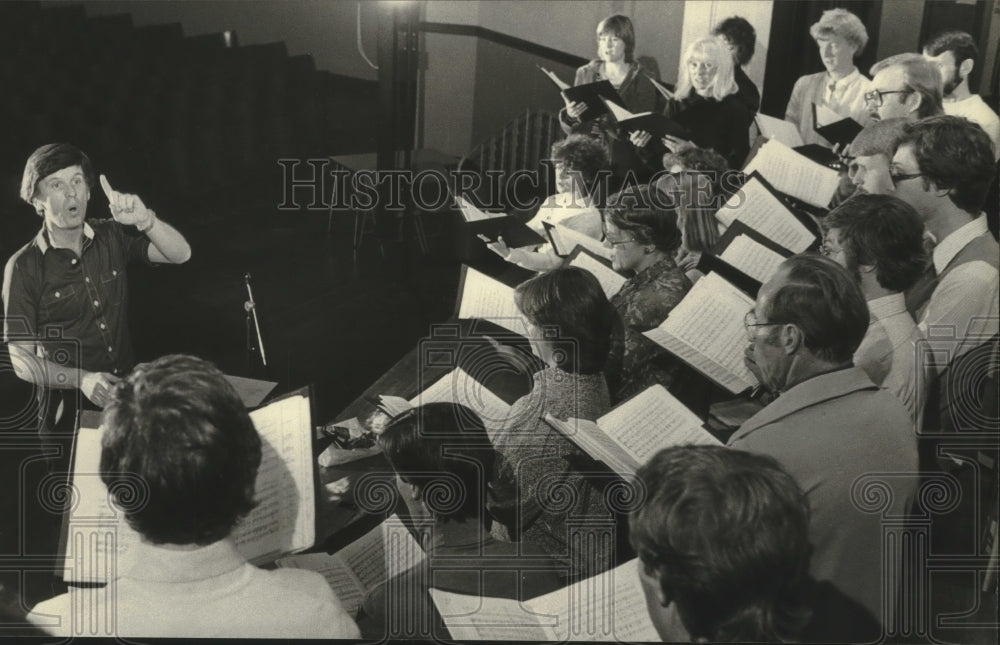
left=742, top=139, right=840, bottom=209
left=456, top=195, right=505, bottom=222
left=569, top=252, right=625, bottom=298
left=224, top=374, right=278, bottom=408
left=538, top=65, right=570, bottom=91
left=716, top=176, right=815, bottom=253
left=648, top=76, right=674, bottom=101
left=429, top=589, right=554, bottom=641
left=549, top=223, right=613, bottom=260
left=383, top=516, right=426, bottom=580
left=456, top=267, right=525, bottom=335
left=378, top=394, right=412, bottom=418
left=754, top=113, right=804, bottom=148
left=529, top=559, right=659, bottom=642
left=275, top=551, right=367, bottom=616
left=237, top=394, right=314, bottom=561
left=410, top=367, right=511, bottom=430
left=813, top=102, right=845, bottom=127
left=644, top=273, right=756, bottom=393
left=719, top=234, right=787, bottom=284
left=603, top=98, right=652, bottom=121
left=546, top=415, right=640, bottom=475
left=598, top=385, right=719, bottom=465
left=61, top=424, right=141, bottom=583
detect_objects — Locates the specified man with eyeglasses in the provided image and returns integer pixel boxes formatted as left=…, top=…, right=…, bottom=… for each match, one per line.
left=731, top=254, right=917, bottom=632
left=866, top=53, right=944, bottom=122
left=889, top=116, right=998, bottom=356
left=923, top=31, right=1000, bottom=161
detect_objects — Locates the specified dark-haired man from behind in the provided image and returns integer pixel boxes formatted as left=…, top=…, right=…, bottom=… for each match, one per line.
left=26, top=354, right=359, bottom=638
left=357, top=402, right=562, bottom=640
left=822, top=194, right=928, bottom=421
left=732, top=254, right=917, bottom=630
left=923, top=30, right=1000, bottom=160
left=631, top=444, right=880, bottom=643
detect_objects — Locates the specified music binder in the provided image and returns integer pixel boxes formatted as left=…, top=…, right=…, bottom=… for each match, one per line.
left=742, top=137, right=841, bottom=210
left=716, top=171, right=819, bottom=254
left=537, top=65, right=624, bottom=122
left=565, top=246, right=625, bottom=299
left=812, top=102, right=864, bottom=147
left=602, top=98, right=691, bottom=139
left=696, top=221, right=794, bottom=297
left=542, top=220, right=612, bottom=260
left=59, top=386, right=319, bottom=584
left=455, top=196, right=545, bottom=249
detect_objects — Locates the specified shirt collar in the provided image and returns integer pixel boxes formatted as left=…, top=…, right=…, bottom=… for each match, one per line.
left=932, top=214, right=989, bottom=274
left=827, top=67, right=860, bottom=88
left=123, top=538, right=246, bottom=583
left=35, top=222, right=95, bottom=254
left=866, top=292, right=907, bottom=322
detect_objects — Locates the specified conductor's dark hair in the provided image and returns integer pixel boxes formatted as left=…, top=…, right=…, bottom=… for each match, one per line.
left=604, top=185, right=683, bottom=254
left=713, top=16, right=756, bottom=66
left=923, top=30, right=978, bottom=66
left=515, top=267, right=617, bottom=375
left=596, top=14, right=636, bottom=63
left=766, top=255, right=870, bottom=362
left=896, top=115, right=997, bottom=214
left=20, top=143, right=95, bottom=204
left=823, top=194, right=928, bottom=292
left=630, top=445, right=812, bottom=642
left=379, top=402, right=495, bottom=523
left=100, top=354, right=261, bottom=546
left=551, top=134, right=610, bottom=193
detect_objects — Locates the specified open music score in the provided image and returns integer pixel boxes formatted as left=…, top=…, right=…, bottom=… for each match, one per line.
left=544, top=384, right=719, bottom=476
left=430, top=558, right=659, bottom=641
left=643, top=272, right=757, bottom=394
left=276, top=515, right=425, bottom=617
left=742, top=139, right=840, bottom=209
left=455, top=266, right=526, bottom=336
left=716, top=174, right=816, bottom=254
left=718, top=234, right=788, bottom=285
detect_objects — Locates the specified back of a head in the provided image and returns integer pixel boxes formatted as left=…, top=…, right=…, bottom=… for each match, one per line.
left=605, top=184, right=684, bottom=254
left=870, top=53, right=944, bottom=118
left=897, top=114, right=997, bottom=214
left=551, top=134, right=610, bottom=192
left=809, top=8, right=868, bottom=53
left=850, top=118, right=907, bottom=158
left=767, top=255, right=870, bottom=363
left=100, top=354, right=262, bottom=546
left=923, top=30, right=978, bottom=65
left=824, top=194, right=928, bottom=292
left=514, top=266, right=617, bottom=375
left=630, top=445, right=811, bottom=642
left=20, top=143, right=95, bottom=204
left=712, top=16, right=756, bottom=67
left=378, top=402, right=494, bottom=523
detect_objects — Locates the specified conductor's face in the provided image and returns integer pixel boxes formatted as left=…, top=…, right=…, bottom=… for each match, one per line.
left=32, top=164, right=90, bottom=231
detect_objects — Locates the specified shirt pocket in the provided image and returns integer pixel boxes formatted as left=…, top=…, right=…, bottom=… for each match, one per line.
left=39, top=284, right=81, bottom=324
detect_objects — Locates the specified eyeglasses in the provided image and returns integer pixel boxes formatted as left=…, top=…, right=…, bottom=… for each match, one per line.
left=744, top=310, right=785, bottom=340
left=888, top=171, right=924, bottom=185
left=863, top=89, right=913, bottom=107
left=604, top=235, right=636, bottom=246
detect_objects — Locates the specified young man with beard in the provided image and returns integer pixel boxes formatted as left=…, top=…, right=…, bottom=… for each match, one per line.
left=923, top=30, right=1000, bottom=160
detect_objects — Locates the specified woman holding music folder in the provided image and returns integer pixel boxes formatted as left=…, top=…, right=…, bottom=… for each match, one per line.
left=601, top=185, right=692, bottom=403
left=489, top=267, right=619, bottom=583
left=558, top=14, right=660, bottom=185
left=631, top=36, right=752, bottom=170
left=483, top=135, right=605, bottom=271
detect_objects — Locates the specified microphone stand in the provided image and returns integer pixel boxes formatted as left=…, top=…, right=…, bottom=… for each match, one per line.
left=244, top=273, right=267, bottom=375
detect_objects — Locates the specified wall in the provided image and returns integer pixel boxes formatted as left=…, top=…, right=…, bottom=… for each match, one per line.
left=876, top=0, right=926, bottom=62
left=58, top=0, right=380, bottom=80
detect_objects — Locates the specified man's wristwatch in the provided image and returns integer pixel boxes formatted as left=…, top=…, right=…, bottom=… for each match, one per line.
left=137, top=211, right=157, bottom=234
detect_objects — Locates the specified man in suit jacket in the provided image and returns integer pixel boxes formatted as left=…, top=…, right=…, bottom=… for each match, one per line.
left=731, top=254, right=918, bottom=633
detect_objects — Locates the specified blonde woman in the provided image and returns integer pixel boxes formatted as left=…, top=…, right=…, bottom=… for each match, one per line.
left=632, top=37, right=752, bottom=169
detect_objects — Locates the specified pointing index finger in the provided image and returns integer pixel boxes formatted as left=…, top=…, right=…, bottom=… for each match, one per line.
left=99, top=174, right=116, bottom=201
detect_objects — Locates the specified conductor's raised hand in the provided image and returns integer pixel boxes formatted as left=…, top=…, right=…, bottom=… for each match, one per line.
left=629, top=130, right=652, bottom=148
left=100, top=174, right=154, bottom=229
